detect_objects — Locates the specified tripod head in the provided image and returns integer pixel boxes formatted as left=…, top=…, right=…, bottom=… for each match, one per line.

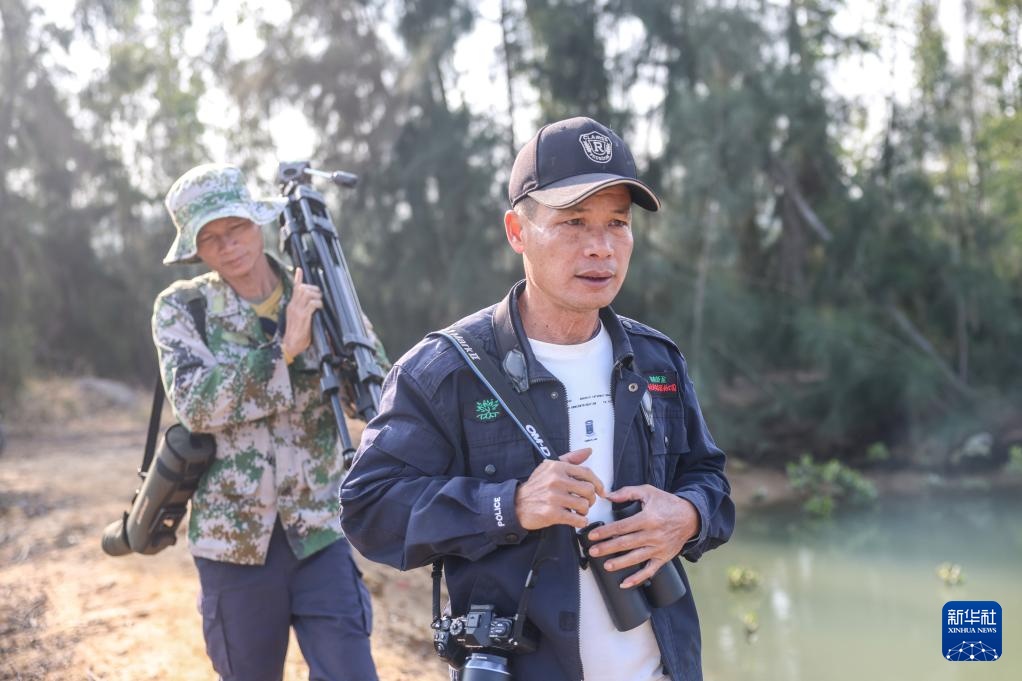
left=277, top=161, right=358, bottom=189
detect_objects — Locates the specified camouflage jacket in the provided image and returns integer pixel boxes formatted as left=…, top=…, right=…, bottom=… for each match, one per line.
left=152, top=257, right=344, bottom=565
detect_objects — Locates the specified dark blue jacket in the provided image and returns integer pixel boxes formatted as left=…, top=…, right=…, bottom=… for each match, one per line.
left=340, top=282, right=734, bottom=681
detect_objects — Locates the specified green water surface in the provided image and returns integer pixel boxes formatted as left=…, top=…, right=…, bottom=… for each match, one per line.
left=687, top=488, right=1022, bottom=680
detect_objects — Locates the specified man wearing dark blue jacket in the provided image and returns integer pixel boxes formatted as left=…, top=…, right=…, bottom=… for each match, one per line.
left=340, top=116, right=734, bottom=681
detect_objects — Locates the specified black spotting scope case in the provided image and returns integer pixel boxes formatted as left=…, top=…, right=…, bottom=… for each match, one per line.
left=101, top=424, right=215, bottom=556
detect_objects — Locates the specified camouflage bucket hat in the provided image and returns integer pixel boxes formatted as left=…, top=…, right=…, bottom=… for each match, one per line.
left=163, top=163, right=287, bottom=265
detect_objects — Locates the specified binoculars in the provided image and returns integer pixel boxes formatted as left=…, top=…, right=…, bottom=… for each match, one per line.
left=577, top=500, right=688, bottom=631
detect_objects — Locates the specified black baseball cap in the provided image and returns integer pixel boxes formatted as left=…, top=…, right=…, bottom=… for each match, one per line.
left=508, top=116, right=660, bottom=212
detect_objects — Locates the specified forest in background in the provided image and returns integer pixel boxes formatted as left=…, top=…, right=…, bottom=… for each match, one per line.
left=1, top=0, right=1021, bottom=469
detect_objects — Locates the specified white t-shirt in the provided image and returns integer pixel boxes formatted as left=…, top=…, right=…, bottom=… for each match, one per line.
left=529, top=325, right=666, bottom=681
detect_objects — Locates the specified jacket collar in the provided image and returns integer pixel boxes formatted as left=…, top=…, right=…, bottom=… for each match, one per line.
left=491, top=280, right=635, bottom=391
left=205, top=252, right=291, bottom=319
left=202, top=253, right=291, bottom=344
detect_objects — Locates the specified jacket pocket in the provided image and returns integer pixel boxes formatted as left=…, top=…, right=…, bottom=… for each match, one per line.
left=462, top=417, right=538, bottom=481
left=200, top=592, right=233, bottom=676
left=650, top=406, right=689, bottom=488
left=348, top=554, right=374, bottom=635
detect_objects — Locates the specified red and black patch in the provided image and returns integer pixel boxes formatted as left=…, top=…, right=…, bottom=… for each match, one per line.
left=646, top=371, right=679, bottom=396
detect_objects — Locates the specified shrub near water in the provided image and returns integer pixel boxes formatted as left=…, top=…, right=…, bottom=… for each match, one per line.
left=1007, top=446, right=1022, bottom=474
left=726, top=566, right=762, bottom=591
left=786, top=454, right=878, bottom=518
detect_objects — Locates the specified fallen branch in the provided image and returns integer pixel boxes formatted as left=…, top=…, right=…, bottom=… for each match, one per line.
left=885, top=304, right=975, bottom=400
left=769, top=159, right=833, bottom=242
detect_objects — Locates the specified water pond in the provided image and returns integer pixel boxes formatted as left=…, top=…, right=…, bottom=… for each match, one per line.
left=688, top=486, right=1022, bottom=680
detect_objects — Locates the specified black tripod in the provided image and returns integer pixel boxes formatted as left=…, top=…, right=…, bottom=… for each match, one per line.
left=276, top=162, right=385, bottom=466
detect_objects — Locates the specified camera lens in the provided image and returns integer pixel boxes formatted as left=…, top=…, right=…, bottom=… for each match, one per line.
left=461, top=653, right=511, bottom=681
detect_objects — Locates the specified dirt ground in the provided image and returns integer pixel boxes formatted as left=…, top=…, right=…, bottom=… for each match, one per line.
left=0, top=380, right=439, bottom=681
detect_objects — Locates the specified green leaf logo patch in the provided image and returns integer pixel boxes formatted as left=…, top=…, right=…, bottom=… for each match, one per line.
left=474, top=398, right=502, bottom=422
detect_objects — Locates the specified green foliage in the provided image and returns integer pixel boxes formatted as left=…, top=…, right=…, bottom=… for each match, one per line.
left=786, top=454, right=878, bottom=517
left=523, top=0, right=612, bottom=122
left=741, top=611, right=759, bottom=641
left=726, top=566, right=762, bottom=592
left=866, top=442, right=890, bottom=464
left=936, top=562, right=965, bottom=587
left=0, top=0, right=1020, bottom=474
left=1006, top=446, right=1022, bottom=474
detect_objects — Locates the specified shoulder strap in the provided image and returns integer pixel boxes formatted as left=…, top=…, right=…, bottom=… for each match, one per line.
left=182, top=290, right=208, bottom=346
left=140, top=377, right=165, bottom=475
left=141, top=289, right=208, bottom=475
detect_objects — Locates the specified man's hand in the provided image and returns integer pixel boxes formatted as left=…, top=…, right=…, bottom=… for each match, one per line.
left=281, top=268, right=324, bottom=359
left=585, top=486, right=700, bottom=588
left=514, top=448, right=606, bottom=530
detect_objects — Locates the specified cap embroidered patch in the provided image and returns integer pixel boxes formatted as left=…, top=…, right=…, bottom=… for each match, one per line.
left=647, top=371, right=679, bottom=395
left=475, top=398, right=502, bottom=422
left=579, top=131, right=613, bottom=163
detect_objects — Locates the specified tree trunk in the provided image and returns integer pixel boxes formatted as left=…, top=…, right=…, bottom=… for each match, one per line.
left=691, top=199, right=712, bottom=364
left=500, top=0, right=517, bottom=158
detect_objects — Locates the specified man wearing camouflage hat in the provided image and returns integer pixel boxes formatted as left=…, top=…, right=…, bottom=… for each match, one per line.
left=155, top=163, right=379, bottom=681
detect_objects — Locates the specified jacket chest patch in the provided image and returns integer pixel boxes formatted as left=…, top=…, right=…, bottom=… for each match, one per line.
left=647, top=371, right=679, bottom=396
left=473, top=398, right=503, bottom=422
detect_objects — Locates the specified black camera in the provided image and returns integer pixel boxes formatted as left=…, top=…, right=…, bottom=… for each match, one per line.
left=577, top=500, right=689, bottom=631
left=433, top=603, right=538, bottom=680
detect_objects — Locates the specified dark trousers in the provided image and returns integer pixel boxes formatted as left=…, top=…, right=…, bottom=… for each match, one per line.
left=194, top=521, right=379, bottom=681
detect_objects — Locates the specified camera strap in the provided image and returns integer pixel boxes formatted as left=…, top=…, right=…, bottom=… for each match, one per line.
left=140, top=377, right=166, bottom=476
left=430, top=535, right=556, bottom=649
left=432, top=324, right=563, bottom=645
